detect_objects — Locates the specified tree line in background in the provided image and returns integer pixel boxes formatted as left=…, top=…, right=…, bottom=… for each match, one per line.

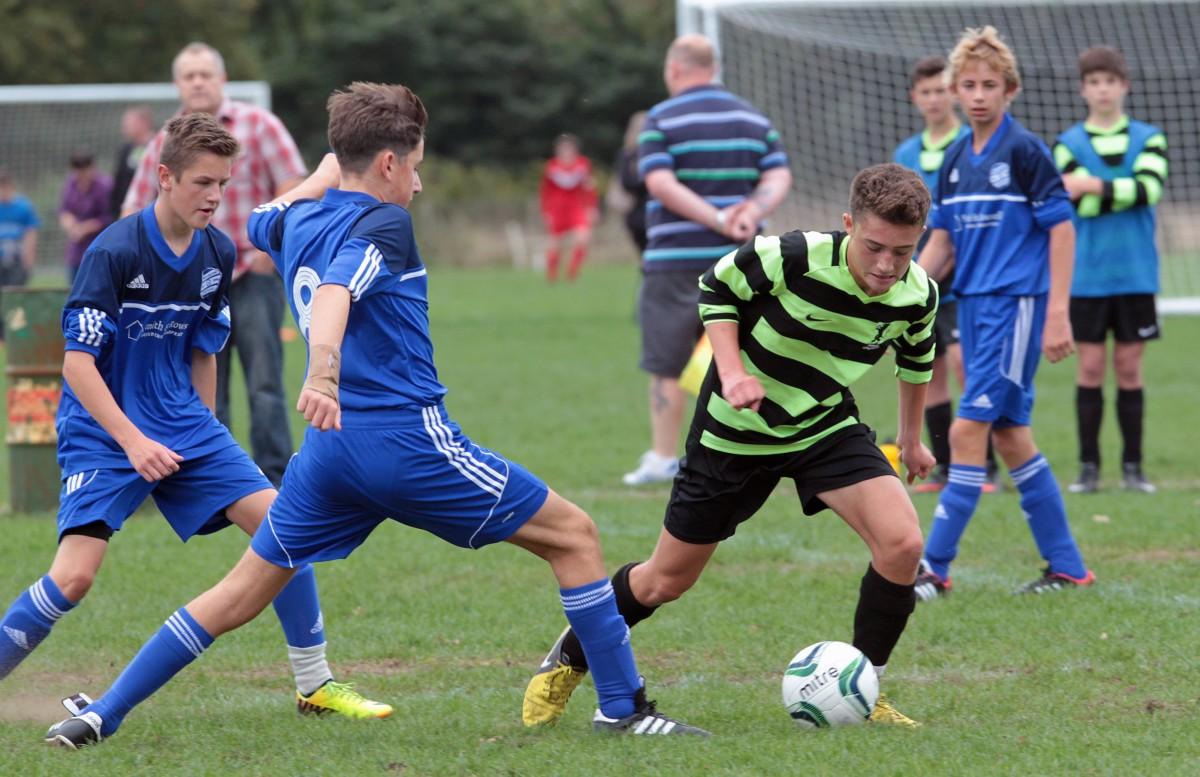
left=1, top=0, right=674, bottom=168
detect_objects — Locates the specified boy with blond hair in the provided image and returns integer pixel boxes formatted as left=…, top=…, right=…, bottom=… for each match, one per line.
left=914, top=27, right=1094, bottom=599
left=1054, top=46, right=1167, bottom=495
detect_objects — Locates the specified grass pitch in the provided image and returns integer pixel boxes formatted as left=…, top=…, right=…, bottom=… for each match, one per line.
left=0, top=264, right=1196, bottom=775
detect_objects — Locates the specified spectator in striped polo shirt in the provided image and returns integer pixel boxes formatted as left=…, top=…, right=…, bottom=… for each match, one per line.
left=524, top=163, right=938, bottom=728
left=123, top=42, right=307, bottom=487
left=622, top=34, right=793, bottom=486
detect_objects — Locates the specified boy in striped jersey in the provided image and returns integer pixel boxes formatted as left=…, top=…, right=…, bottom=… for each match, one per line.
left=2, top=114, right=388, bottom=726
left=46, top=84, right=706, bottom=750
left=915, top=27, right=1094, bottom=599
left=1054, top=46, right=1167, bottom=494
left=525, top=163, right=938, bottom=728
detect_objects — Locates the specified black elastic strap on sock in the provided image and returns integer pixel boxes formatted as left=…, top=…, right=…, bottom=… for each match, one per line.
left=852, top=564, right=916, bottom=669
left=560, top=562, right=658, bottom=671
left=1076, top=386, right=1104, bottom=466
left=1116, top=388, right=1144, bottom=465
left=924, top=401, right=952, bottom=469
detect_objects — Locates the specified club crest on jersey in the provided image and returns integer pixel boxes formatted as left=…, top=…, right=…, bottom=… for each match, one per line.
left=201, top=268, right=222, bottom=300
left=988, top=162, right=1011, bottom=189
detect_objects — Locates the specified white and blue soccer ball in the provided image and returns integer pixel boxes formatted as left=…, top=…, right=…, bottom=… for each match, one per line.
left=781, top=641, right=879, bottom=729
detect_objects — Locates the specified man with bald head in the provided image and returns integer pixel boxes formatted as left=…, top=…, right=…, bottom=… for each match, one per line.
left=123, top=42, right=306, bottom=487
left=622, top=34, right=793, bottom=486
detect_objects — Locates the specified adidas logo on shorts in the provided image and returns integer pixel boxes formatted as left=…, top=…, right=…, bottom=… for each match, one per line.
left=971, top=394, right=993, bottom=409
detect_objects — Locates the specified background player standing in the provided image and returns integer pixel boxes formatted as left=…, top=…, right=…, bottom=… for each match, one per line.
left=914, top=27, right=1094, bottom=600
left=524, top=163, right=938, bottom=729
left=893, top=55, right=1001, bottom=494
left=44, top=83, right=706, bottom=749
left=1054, top=46, right=1168, bottom=495
left=540, top=133, right=597, bottom=282
left=0, top=114, right=386, bottom=723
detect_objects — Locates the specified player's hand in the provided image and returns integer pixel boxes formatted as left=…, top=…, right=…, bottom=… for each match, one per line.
left=1062, top=174, right=1100, bottom=202
left=315, top=152, right=342, bottom=188
left=727, top=200, right=762, bottom=242
left=900, top=441, right=937, bottom=485
left=721, top=372, right=765, bottom=412
left=297, top=386, right=342, bottom=432
left=1043, top=312, right=1074, bottom=363
left=124, top=434, right=184, bottom=481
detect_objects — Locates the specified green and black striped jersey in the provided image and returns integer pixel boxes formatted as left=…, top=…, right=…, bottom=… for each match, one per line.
left=696, top=230, right=937, bottom=456
left=1053, top=116, right=1168, bottom=217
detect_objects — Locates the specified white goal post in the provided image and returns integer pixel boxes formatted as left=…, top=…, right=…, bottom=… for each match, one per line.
left=677, top=0, right=1200, bottom=313
left=0, top=82, right=271, bottom=278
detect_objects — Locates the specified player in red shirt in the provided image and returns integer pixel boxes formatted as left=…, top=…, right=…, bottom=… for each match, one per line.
left=540, top=134, right=597, bottom=281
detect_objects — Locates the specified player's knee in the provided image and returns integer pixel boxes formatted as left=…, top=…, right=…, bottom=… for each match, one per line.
left=55, top=570, right=96, bottom=603
left=637, top=569, right=694, bottom=605
left=887, top=531, right=925, bottom=573
left=948, top=419, right=983, bottom=453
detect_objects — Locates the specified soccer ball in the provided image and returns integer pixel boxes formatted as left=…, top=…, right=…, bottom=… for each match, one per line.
left=781, top=641, right=879, bottom=729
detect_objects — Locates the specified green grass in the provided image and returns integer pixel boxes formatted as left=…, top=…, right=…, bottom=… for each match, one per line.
left=1, top=264, right=1197, bottom=775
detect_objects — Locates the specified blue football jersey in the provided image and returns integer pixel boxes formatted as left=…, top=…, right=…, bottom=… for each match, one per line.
left=928, top=114, right=1074, bottom=297
left=58, top=208, right=235, bottom=471
left=248, top=189, right=447, bottom=416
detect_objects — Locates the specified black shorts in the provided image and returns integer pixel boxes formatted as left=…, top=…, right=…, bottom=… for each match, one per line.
left=933, top=300, right=959, bottom=357
left=637, top=270, right=706, bottom=377
left=1070, top=294, right=1160, bottom=343
left=663, top=423, right=899, bottom=545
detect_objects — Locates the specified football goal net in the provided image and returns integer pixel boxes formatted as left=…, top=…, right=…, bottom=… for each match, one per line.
left=0, top=82, right=271, bottom=280
left=678, top=0, right=1200, bottom=313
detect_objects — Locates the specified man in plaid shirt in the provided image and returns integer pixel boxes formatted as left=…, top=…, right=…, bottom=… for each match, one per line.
left=123, top=42, right=306, bottom=485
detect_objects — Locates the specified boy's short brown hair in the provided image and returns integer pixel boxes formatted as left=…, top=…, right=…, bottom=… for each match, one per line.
left=849, top=163, right=930, bottom=227
left=327, top=82, right=427, bottom=174
left=160, top=113, right=240, bottom=178
left=909, top=55, right=948, bottom=88
left=1078, top=46, right=1129, bottom=81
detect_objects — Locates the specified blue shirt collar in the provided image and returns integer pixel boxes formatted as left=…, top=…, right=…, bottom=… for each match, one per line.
left=967, top=113, right=1013, bottom=165
left=322, top=188, right=381, bottom=205
left=141, top=206, right=202, bottom=272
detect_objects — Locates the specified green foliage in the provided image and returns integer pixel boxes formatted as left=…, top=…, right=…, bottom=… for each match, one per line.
left=0, top=266, right=1197, bottom=773
left=2, top=1, right=672, bottom=167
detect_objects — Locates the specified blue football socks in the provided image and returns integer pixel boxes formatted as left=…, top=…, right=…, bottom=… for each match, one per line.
left=0, top=575, right=76, bottom=680
left=1011, top=454, right=1088, bottom=579
left=271, top=563, right=325, bottom=649
left=87, top=607, right=213, bottom=737
left=924, top=464, right=986, bottom=580
left=560, top=579, right=640, bottom=719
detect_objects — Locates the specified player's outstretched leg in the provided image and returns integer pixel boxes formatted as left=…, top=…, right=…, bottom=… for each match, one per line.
left=227, top=490, right=391, bottom=720
left=44, top=547, right=296, bottom=749
left=510, top=492, right=707, bottom=736
left=1, top=534, right=105, bottom=681
left=821, top=475, right=923, bottom=727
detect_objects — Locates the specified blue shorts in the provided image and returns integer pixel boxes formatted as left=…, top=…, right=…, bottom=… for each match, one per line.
left=957, top=294, right=1046, bottom=428
left=250, top=405, right=550, bottom=568
left=57, top=441, right=274, bottom=542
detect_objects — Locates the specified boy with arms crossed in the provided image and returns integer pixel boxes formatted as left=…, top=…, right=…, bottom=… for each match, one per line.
left=45, top=84, right=705, bottom=749
left=0, top=114, right=387, bottom=720
left=914, top=27, right=1094, bottom=600
left=1054, top=46, right=1167, bottom=495
left=524, top=163, right=938, bottom=729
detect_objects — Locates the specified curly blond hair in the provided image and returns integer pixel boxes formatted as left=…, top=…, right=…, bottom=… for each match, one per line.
left=948, top=26, right=1020, bottom=91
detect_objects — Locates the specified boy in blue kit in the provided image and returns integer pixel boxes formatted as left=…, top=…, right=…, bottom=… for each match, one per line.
left=0, top=114, right=388, bottom=724
left=912, top=27, right=1095, bottom=599
left=45, top=84, right=705, bottom=749
left=1054, top=46, right=1168, bottom=495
